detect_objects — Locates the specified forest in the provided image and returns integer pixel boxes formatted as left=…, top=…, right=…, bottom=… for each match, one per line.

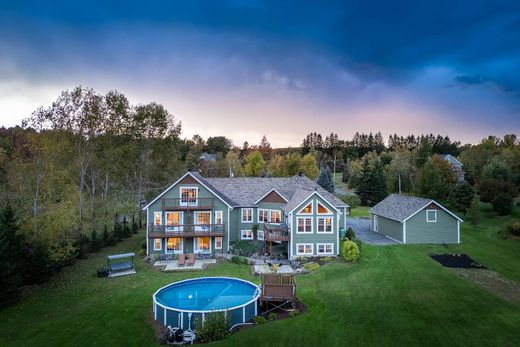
left=0, top=86, right=519, bottom=306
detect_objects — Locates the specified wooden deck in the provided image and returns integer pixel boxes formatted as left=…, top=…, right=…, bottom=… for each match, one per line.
left=259, top=273, right=296, bottom=303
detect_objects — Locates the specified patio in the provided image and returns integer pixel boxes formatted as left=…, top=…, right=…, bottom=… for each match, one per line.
left=154, top=258, right=217, bottom=271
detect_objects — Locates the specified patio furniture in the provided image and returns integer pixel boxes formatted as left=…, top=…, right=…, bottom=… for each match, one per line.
left=178, top=254, right=186, bottom=266
left=107, top=253, right=136, bottom=278
left=186, top=253, right=195, bottom=266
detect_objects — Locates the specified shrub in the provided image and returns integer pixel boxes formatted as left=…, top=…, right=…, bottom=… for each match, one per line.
left=492, top=194, right=514, bottom=216
left=132, top=222, right=139, bottom=234
left=90, top=228, right=101, bottom=252
left=267, top=312, right=278, bottom=321
left=339, top=194, right=361, bottom=209
left=500, top=219, right=520, bottom=238
left=320, top=257, right=334, bottom=263
left=138, top=249, right=146, bottom=256
left=353, top=238, right=363, bottom=251
left=230, top=240, right=264, bottom=257
left=303, top=262, right=320, bottom=271
left=231, top=255, right=249, bottom=265
left=287, top=309, right=301, bottom=318
left=346, top=227, right=356, bottom=240
left=341, top=240, right=360, bottom=262
left=194, top=311, right=230, bottom=343
left=254, top=316, right=267, bottom=325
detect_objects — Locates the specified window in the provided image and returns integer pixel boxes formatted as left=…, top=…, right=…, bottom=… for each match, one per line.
left=194, top=237, right=211, bottom=253
left=298, top=202, right=313, bottom=214
left=166, top=238, right=183, bottom=254
left=317, top=202, right=332, bottom=214
left=154, top=212, right=162, bottom=225
left=214, top=237, right=223, bottom=249
left=153, top=238, right=162, bottom=251
left=426, top=210, right=437, bottom=223
left=258, top=209, right=268, bottom=223
left=270, top=210, right=281, bottom=223
left=214, top=211, right=223, bottom=225
left=180, top=187, right=198, bottom=206
left=241, top=208, right=253, bottom=222
left=296, top=217, right=313, bottom=233
left=317, top=217, right=333, bottom=233
left=257, top=230, right=264, bottom=241
left=317, top=243, right=334, bottom=255
left=165, top=212, right=183, bottom=231
left=194, top=211, right=211, bottom=231
left=241, top=230, right=253, bottom=240
left=296, top=243, right=313, bottom=255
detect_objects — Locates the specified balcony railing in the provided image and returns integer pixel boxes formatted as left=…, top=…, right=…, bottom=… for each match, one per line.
left=264, top=223, right=290, bottom=241
left=148, top=223, right=225, bottom=238
left=161, top=198, right=215, bottom=210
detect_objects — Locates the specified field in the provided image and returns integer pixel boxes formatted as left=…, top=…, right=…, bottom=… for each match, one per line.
left=0, top=204, right=519, bottom=347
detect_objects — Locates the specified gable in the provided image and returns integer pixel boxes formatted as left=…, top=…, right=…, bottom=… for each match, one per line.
left=259, top=190, right=287, bottom=204
left=178, top=175, right=199, bottom=185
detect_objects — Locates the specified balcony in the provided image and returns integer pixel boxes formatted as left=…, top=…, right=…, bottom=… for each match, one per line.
left=264, top=223, right=290, bottom=242
left=148, top=224, right=225, bottom=238
left=161, top=198, right=215, bottom=211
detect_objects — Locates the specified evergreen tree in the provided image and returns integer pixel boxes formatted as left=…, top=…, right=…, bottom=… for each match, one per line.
left=102, top=224, right=110, bottom=245
left=317, top=167, right=335, bottom=193
left=447, top=182, right=475, bottom=214
left=356, top=157, right=373, bottom=205
left=0, top=204, right=23, bottom=306
left=371, top=160, right=388, bottom=205
left=415, top=138, right=432, bottom=168
left=467, top=197, right=481, bottom=226
left=90, top=228, right=101, bottom=252
left=342, top=158, right=351, bottom=184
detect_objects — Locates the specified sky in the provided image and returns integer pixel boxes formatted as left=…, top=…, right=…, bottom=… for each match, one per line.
left=0, top=0, right=519, bottom=147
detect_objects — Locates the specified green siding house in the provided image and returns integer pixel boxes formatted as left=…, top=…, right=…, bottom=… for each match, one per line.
left=369, top=194, right=462, bottom=244
left=142, top=171, right=348, bottom=259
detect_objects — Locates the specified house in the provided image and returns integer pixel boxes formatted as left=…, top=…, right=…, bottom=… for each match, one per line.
left=142, top=171, right=348, bottom=259
left=369, top=194, right=462, bottom=244
left=436, top=154, right=465, bottom=182
left=198, top=152, right=217, bottom=174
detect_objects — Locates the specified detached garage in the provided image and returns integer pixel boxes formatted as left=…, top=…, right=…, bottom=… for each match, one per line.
left=369, top=194, right=463, bottom=244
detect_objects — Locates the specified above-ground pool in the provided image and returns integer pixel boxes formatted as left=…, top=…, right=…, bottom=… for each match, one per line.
left=153, top=277, right=260, bottom=330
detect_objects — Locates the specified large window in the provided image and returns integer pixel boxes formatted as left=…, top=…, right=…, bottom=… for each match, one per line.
left=317, top=217, right=333, bottom=233
left=166, top=238, right=183, bottom=254
left=153, top=238, right=162, bottom=251
left=296, top=243, right=313, bottom=255
left=180, top=187, right=198, bottom=206
left=194, top=211, right=211, bottom=231
left=317, top=243, right=334, bottom=255
left=298, top=202, right=313, bottom=214
left=165, top=212, right=183, bottom=231
left=215, top=237, right=223, bottom=249
left=241, top=208, right=253, bottom=223
left=194, top=237, right=211, bottom=253
left=297, top=217, right=313, bottom=233
left=258, top=209, right=281, bottom=223
left=241, top=230, right=253, bottom=240
left=317, top=202, right=332, bottom=214
left=426, top=210, right=437, bottom=223
left=154, top=212, right=162, bottom=225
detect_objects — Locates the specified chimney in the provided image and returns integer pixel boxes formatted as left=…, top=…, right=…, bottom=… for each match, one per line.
left=298, top=171, right=303, bottom=177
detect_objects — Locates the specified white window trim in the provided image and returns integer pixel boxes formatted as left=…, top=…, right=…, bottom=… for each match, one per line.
left=316, top=243, right=334, bottom=255
left=296, top=217, right=313, bottom=234
left=241, top=208, right=253, bottom=223
left=426, top=209, right=437, bottom=223
left=240, top=229, right=254, bottom=240
left=165, top=211, right=183, bottom=231
left=165, top=237, right=183, bottom=254
left=296, top=243, right=314, bottom=256
left=153, top=238, right=162, bottom=251
left=214, top=236, right=223, bottom=249
left=179, top=186, right=199, bottom=206
left=194, top=237, right=212, bottom=253
left=258, top=208, right=281, bottom=224
left=317, top=217, right=334, bottom=234
left=194, top=211, right=211, bottom=230
left=257, top=230, right=265, bottom=241
left=258, top=208, right=268, bottom=223
left=214, top=210, right=223, bottom=225
left=270, top=210, right=282, bottom=224
left=297, top=200, right=314, bottom=215
left=154, top=211, right=162, bottom=225
left=316, top=202, right=333, bottom=215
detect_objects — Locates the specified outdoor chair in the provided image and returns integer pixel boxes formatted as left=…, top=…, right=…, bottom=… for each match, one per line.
left=186, top=253, right=195, bottom=266
left=178, top=254, right=186, bottom=266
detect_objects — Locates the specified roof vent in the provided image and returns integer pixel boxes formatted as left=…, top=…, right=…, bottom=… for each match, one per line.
left=298, top=171, right=303, bottom=176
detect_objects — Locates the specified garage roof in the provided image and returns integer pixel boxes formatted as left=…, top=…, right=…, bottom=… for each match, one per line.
left=370, top=194, right=463, bottom=223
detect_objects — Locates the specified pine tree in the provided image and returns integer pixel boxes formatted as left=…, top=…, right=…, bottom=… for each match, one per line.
left=371, top=160, right=388, bottom=205
left=90, top=228, right=101, bottom=252
left=0, top=204, right=23, bottom=307
left=447, top=182, right=475, bottom=214
left=317, top=167, right=335, bottom=193
left=342, top=158, right=351, bottom=184
left=356, top=157, right=373, bottom=205
left=102, top=224, right=110, bottom=245
left=415, top=138, right=432, bottom=168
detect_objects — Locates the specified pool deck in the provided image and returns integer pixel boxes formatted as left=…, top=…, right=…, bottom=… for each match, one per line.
left=253, top=264, right=294, bottom=275
left=154, top=259, right=217, bottom=271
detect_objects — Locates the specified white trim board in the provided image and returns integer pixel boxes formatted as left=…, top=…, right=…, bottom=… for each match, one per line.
left=287, top=190, right=341, bottom=215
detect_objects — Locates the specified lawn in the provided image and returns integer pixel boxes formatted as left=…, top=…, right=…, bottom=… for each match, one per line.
left=349, top=206, right=370, bottom=218
left=1, top=206, right=519, bottom=347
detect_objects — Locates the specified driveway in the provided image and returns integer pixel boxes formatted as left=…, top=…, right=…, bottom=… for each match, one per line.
left=346, top=218, right=398, bottom=245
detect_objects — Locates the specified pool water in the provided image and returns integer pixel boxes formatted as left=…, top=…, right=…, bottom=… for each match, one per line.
left=155, top=278, right=258, bottom=311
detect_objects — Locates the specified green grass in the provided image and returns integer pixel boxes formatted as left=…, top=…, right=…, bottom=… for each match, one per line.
left=1, top=206, right=519, bottom=347
left=350, top=206, right=370, bottom=218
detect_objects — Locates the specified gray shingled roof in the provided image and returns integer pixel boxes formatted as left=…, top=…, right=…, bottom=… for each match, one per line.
left=191, top=173, right=347, bottom=210
left=370, top=194, right=432, bottom=222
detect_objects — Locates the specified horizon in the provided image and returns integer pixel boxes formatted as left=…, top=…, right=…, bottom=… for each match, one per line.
left=1, top=1, right=519, bottom=147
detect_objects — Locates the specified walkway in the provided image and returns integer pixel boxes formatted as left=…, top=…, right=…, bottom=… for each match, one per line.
left=346, top=218, right=398, bottom=245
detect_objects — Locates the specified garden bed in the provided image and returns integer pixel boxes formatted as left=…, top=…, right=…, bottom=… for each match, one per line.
left=430, top=253, right=486, bottom=269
